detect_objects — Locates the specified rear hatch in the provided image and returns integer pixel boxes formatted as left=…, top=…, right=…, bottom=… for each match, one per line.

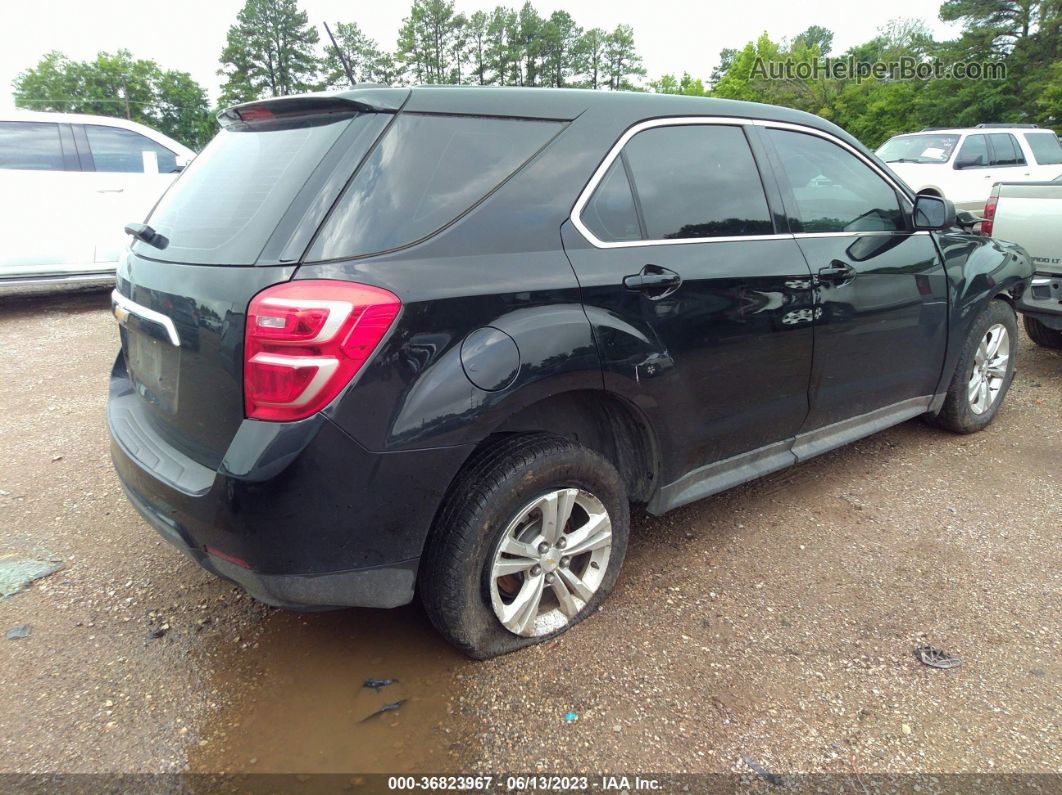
left=113, top=91, right=405, bottom=469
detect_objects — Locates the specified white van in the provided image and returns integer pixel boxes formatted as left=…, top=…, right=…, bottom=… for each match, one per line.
left=0, top=111, right=195, bottom=289
left=876, top=125, right=1062, bottom=212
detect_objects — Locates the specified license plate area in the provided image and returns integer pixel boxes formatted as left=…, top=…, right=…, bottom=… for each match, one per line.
left=124, top=327, right=180, bottom=414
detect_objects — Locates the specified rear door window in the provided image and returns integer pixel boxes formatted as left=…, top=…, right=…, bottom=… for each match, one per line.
left=307, top=113, right=562, bottom=261
left=766, top=128, right=904, bottom=233
left=0, top=121, right=66, bottom=171
left=84, top=125, right=178, bottom=173
left=618, top=124, right=773, bottom=240
left=1023, top=132, right=1062, bottom=165
left=986, top=133, right=1026, bottom=167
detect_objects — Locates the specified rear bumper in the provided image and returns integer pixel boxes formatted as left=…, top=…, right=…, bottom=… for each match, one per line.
left=108, top=356, right=473, bottom=609
left=1017, top=272, right=1062, bottom=329
left=119, top=479, right=419, bottom=609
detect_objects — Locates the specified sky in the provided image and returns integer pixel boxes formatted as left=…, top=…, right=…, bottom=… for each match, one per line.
left=0, top=0, right=961, bottom=109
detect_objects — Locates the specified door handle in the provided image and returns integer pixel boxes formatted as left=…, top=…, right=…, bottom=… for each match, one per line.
left=817, top=261, right=855, bottom=283
left=623, top=265, right=682, bottom=297
left=97, top=188, right=125, bottom=193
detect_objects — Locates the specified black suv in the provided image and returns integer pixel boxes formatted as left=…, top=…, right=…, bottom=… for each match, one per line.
left=109, top=87, right=1032, bottom=658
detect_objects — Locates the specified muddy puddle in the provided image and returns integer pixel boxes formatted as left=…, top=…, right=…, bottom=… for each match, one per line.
left=191, top=605, right=472, bottom=773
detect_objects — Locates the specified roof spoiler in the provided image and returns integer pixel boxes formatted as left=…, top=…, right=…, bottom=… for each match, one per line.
left=218, top=88, right=409, bottom=129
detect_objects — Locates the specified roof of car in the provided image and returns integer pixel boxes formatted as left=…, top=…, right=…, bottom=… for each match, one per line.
left=892, top=127, right=1046, bottom=136
left=329, top=84, right=866, bottom=151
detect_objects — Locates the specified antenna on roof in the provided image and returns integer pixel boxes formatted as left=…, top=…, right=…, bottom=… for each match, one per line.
left=324, top=22, right=356, bottom=88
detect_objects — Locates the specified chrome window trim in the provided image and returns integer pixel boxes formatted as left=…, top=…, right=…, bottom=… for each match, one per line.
left=792, top=230, right=931, bottom=239
left=570, top=116, right=915, bottom=250
left=111, top=289, right=180, bottom=347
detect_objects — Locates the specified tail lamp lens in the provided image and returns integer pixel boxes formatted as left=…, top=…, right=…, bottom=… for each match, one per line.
left=981, top=195, right=998, bottom=237
left=244, top=280, right=400, bottom=422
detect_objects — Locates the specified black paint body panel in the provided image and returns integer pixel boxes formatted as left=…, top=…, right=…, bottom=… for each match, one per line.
left=107, top=87, right=1034, bottom=608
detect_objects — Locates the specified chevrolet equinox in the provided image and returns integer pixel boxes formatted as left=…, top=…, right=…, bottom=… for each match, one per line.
left=109, top=87, right=1033, bottom=658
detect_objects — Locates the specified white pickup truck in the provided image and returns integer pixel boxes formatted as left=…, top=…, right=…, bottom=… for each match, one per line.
left=982, top=177, right=1062, bottom=348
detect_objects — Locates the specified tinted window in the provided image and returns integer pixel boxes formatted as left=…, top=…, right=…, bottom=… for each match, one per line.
left=621, top=125, right=772, bottom=240
left=85, top=125, right=177, bottom=173
left=309, top=114, right=561, bottom=260
left=0, top=121, right=65, bottom=170
left=140, top=115, right=359, bottom=265
left=581, top=158, right=641, bottom=242
left=955, top=134, right=988, bottom=167
left=1024, top=132, right=1062, bottom=165
left=876, top=134, right=959, bottom=164
left=767, top=128, right=904, bottom=233
left=987, top=133, right=1025, bottom=166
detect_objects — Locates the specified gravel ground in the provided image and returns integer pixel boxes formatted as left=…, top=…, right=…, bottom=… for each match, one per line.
left=0, top=290, right=1058, bottom=776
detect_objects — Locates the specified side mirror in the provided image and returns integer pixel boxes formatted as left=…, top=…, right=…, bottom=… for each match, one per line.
left=954, top=156, right=982, bottom=170
left=912, top=194, right=956, bottom=230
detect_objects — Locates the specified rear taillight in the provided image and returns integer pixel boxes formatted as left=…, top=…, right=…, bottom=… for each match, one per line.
left=244, top=280, right=400, bottom=422
left=981, top=190, right=999, bottom=237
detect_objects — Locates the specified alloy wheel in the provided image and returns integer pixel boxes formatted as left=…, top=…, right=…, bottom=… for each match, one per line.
left=488, top=488, right=613, bottom=637
left=968, top=323, right=1010, bottom=415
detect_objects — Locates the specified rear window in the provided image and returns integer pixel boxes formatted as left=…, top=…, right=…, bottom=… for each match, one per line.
left=307, top=113, right=561, bottom=261
left=1024, top=132, right=1062, bottom=165
left=136, top=115, right=357, bottom=265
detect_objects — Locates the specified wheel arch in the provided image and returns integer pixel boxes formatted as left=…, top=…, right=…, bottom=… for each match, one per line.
left=424, top=389, right=660, bottom=556
left=480, top=389, right=659, bottom=504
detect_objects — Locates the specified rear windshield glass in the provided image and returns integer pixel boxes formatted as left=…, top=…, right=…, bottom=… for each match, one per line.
left=1024, top=132, right=1062, bottom=165
left=307, top=113, right=562, bottom=261
left=876, top=134, right=959, bottom=164
left=135, top=115, right=356, bottom=265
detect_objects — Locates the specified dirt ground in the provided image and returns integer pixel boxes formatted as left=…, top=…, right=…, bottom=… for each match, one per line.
left=0, top=289, right=1058, bottom=777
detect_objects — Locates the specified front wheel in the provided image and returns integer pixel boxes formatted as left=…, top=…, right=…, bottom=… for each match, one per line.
left=930, top=300, right=1018, bottom=434
left=419, top=434, right=629, bottom=659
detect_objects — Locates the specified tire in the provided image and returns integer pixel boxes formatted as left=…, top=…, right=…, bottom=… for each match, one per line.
left=1023, top=314, right=1062, bottom=349
left=419, top=434, right=629, bottom=659
left=930, top=300, right=1018, bottom=434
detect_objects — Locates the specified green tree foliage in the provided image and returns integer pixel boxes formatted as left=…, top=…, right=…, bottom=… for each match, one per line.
left=576, top=28, right=609, bottom=89
left=683, top=1, right=1060, bottom=146
left=218, top=0, right=320, bottom=104
left=12, top=50, right=213, bottom=150
left=603, top=25, right=647, bottom=90
left=322, top=21, right=397, bottom=87
left=389, top=2, right=645, bottom=89
left=648, top=72, right=708, bottom=96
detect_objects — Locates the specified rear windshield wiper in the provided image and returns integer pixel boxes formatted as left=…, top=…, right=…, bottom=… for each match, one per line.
left=125, top=223, right=169, bottom=250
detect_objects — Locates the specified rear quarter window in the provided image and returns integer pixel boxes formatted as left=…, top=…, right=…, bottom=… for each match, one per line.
left=307, top=113, right=562, bottom=261
left=1024, top=132, right=1062, bottom=165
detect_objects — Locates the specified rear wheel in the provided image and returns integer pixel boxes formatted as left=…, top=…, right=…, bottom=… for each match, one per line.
left=1023, top=315, right=1062, bottom=349
left=930, top=300, right=1018, bottom=434
left=419, top=434, right=629, bottom=659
